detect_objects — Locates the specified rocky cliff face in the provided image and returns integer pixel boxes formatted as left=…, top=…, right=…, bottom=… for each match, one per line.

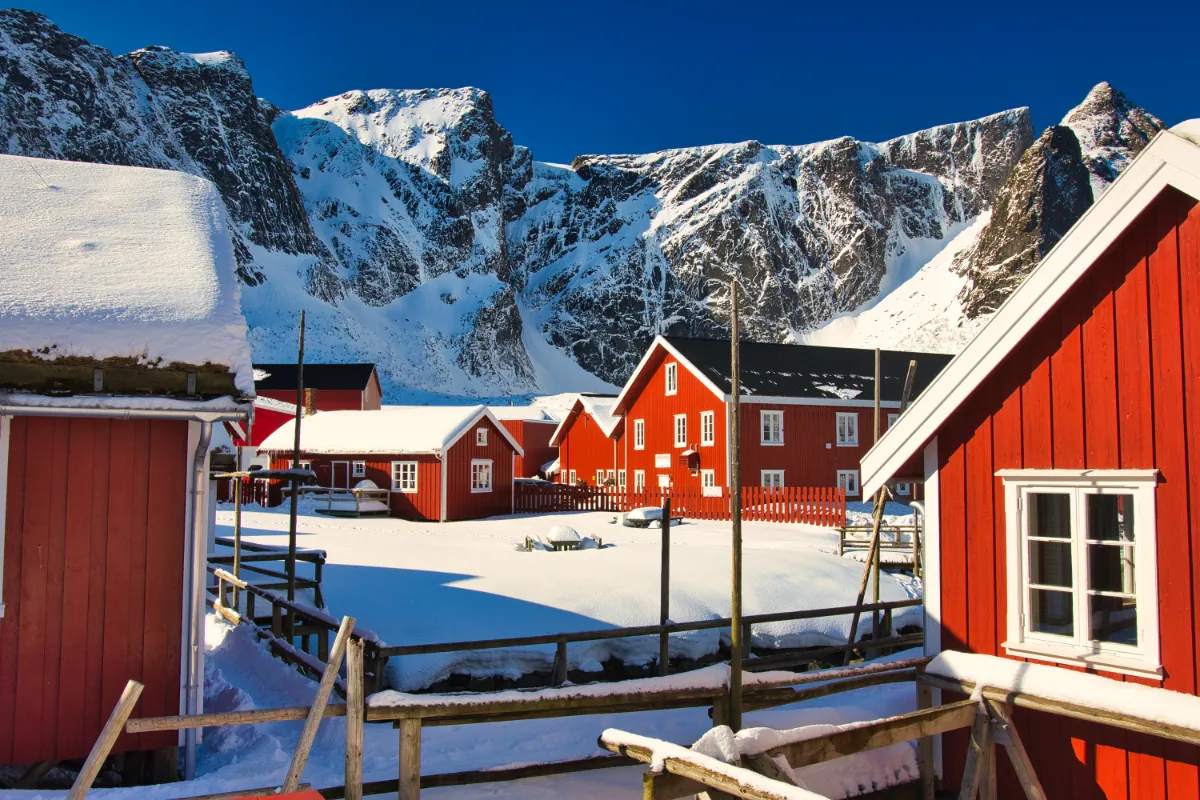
left=0, top=10, right=1165, bottom=396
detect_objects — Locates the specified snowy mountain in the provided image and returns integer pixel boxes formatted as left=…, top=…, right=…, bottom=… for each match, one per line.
left=0, top=10, right=1168, bottom=397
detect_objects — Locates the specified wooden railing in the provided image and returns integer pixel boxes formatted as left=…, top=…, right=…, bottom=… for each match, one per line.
left=837, top=523, right=922, bottom=576
left=210, top=536, right=327, bottom=608
left=514, top=484, right=846, bottom=526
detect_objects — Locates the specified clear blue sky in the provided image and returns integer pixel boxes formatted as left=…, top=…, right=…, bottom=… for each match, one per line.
left=12, top=0, right=1198, bottom=165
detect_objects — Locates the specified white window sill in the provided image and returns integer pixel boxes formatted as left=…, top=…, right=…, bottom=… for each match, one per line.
left=1003, top=641, right=1164, bottom=680
left=701, top=441, right=714, bottom=447
left=471, top=488, right=493, bottom=494
left=393, top=487, right=418, bottom=494
left=760, top=441, right=784, bottom=447
left=665, top=391, right=677, bottom=397
left=634, top=445, right=645, bottom=451
left=674, top=443, right=687, bottom=449
left=836, top=442, right=859, bottom=448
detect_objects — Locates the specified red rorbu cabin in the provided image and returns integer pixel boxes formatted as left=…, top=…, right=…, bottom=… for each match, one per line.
left=550, top=395, right=625, bottom=487
left=253, top=363, right=382, bottom=412
left=259, top=406, right=523, bottom=521
left=0, top=156, right=252, bottom=775
left=488, top=406, right=559, bottom=478
left=610, top=336, right=951, bottom=500
left=860, top=121, right=1200, bottom=798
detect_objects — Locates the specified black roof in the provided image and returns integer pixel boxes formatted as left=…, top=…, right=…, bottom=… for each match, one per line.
left=662, top=337, right=954, bottom=402
left=253, top=363, right=377, bottom=392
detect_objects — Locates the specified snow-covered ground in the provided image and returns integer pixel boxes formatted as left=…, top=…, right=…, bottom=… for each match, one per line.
left=215, top=504, right=921, bottom=690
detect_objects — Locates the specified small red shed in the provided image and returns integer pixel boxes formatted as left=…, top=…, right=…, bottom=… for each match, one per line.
left=488, top=406, right=559, bottom=478
left=260, top=406, right=523, bottom=521
left=550, top=395, right=625, bottom=488
left=861, top=121, right=1200, bottom=798
left=0, top=155, right=252, bottom=775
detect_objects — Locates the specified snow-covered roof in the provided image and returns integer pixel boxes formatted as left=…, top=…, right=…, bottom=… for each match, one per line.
left=254, top=396, right=301, bottom=415
left=861, top=122, right=1200, bottom=496
left=486, top=405, right=557, bottom=422
left=259, top=405, right=523, bottom=456
left=0, top=154, right=254, bottom=396
left=549, top=394, right=622, bottom=445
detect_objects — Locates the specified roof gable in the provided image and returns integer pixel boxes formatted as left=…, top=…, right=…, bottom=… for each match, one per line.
left=549, top=394, right=621, bottom=446
left=861, top=124, right=1200, bottom=496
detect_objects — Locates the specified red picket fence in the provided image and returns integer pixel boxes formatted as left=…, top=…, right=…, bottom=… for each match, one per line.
left=513, top=483, right=846, bottom=527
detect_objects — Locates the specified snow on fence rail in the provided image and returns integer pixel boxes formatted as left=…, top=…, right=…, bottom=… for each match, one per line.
left=514, top=484, right=847, bottom=526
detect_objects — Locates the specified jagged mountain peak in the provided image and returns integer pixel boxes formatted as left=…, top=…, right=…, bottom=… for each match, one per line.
left=1061, top=82, right=1164, bottom=197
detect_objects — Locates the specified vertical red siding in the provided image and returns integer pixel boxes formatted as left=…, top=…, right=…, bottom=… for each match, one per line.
left=257, top=388, right=368, bottom=412
left=444, top=416, right=517, bottom=521
left=269, top=453, right=443, bottom=521
left=499, top=419, right=557, bottom=478
left=932, top=189, right=1200, bottom=797
left=557, top=406, right=623, bottom=486
left=1, top=416, right=187, bottom=764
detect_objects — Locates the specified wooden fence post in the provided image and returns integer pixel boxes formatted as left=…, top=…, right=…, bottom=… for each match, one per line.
left=553, top=638, right=568, bottom=686
left=398, top=717, right=422, bottom=800
left=345, top=637, right=365, bottom=800
left=659, top=496, right=672, bottom=677
left=69, top=680, right=144, bottom=799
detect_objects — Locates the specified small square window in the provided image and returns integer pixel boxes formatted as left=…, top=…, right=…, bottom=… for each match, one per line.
left=888, top=412, right=899, bottom=429
left=665, top=362, right=678, bottom=395
left=837, top=469, right=860, bottom=496
left=674, top=414, right=687, bottom=448
left=836, top=413, right=859, bottom=447
left=471, top=459, right=493, bottom=493
left=352, top=461, right=366, bottom=478
left=761, top=470, right=783, bottom=489
left=476, top=428, right=488, bottom=446
left=701, top=411, right=715, bottom=446
left=760, top=411, right=783, bottom=445
left=894, top=481, right=911, bottom=496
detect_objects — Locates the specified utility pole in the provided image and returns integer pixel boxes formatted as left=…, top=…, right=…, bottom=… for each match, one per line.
left=659, top=496, right=672, bottom=676
left=728, top=279, right=744, bottom=731
left=288, top=310, right=306, bottom=611
left=872, top=348, right=881, bottom=642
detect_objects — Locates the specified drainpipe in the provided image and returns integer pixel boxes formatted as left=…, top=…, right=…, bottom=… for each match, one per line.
left=183, top=422, right=213, bottom=779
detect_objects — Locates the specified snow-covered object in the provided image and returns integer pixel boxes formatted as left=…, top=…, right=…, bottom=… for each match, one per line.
left=625, top=507, right=665, bottom=527
left=577, top=395, right=622, bottom=436
left=927, top=651, right=1200, bottom=732
left=259, top=405, right=522, bottom=455
left=541, top=457, right=560, bottom=475
left=254, top=396, right=302, bottom=415
left=487, top=405, right=557, bottom=422
left=0, top=154, right=254, bottom=395
left=545, top=525, right=581, bottom=544
left=1061, top=82, right=1165, bottom=200
left=354, top=479, right=380, bottom=490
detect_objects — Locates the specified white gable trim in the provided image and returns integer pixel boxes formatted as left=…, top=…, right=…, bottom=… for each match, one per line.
left=443, top=408, right=524, bottom=456
left=862, top=128, right=1200, bottom=497
left=612, top=336, right=726, bottom=414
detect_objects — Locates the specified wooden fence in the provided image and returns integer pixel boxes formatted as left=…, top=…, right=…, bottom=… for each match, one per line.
left=514, top=484, right=846, bottom=526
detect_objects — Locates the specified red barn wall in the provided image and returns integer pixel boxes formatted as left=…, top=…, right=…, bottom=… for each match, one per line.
left=268, top=453, right=442, bottom=521
left=499, top=420, right=557, bottom=478
left=257, top=388, right=367, bottom=412
left=244, top=405, right=295, bottom=447
left=932, top=189, right=1200, bottom=797
left=444, top=416, right=515, bottom=520
left=557, top=411, right=622, bottom=486
left=0, top=416, right=187, bottom=764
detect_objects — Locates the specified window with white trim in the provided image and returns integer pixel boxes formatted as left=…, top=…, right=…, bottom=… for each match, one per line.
left=761, top=470, right=783, bottom=489
left=618, top=469, right=626, bottom=488
left=836, top=413, right=858, bottom=446
left=760, top=411, right=783, bottom=445
left=888, top=412, right=899, bottom=429
left=471, top=459, right=493, bottom=493
left=837, top=469, right=860, bottom=496
left=657, top=473, right=672, bottom=488
left=665, top=362, right=678, bottom=395
left=701, top=411, right=715, bottom=446
left=569, top=470, right=577, bottom=485
left=674, top=414, right=687, bottom=448
left=352, top=461, right=366, bottom=478
left=701, top=470, right=721, bottom=497
left=634, top=470, right=645, bottom=490
left=476, top=427, right=488, bottom=446
left=1000, top=471, right=1160, bottom=676
left=894, top=481, right=911, bottom=496
left=596, top=472, right=605, bottom=485
left=634, top=419, right=645, bottom=450
left=392, top=461, right=418, bottom=493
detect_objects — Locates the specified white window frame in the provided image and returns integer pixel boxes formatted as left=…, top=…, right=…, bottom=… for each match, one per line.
left=471, top=459, right=493, bottom=493
left=352, top=461, right=366, bottom=478
left=634, top=419, right=645, bottom=450
left=836, top=412, right=859, bottom=447
left=392, top=461, right=418, bottom=493
left=569, top=469, right=577, bottom=485
left=596, top=471, right=604, bottom=485
left=894, top=481, right=911, bottom=496
left=888, top=412, right=899, bottom=429
left=761, top=470, right=784, bottom=489
left=665, top=362, right=678, bottom=395
left=837, top=469, right=860, bottom=497
left=701, top=411, right=715, bottom=446
left=657, top=473, right=672, bottom=488
left=618, top=469, right=626, bottom=488
left=760, top=410, right=783, bottom=446
left=634, top=470, right=645, bottom=490
left=701, top=470, right=721, bottom=497
left=999, top=469, right=1161, bottom=677
left=674, top=414, right=687, bottom=448
left=476, top=427, right=488, bottom=446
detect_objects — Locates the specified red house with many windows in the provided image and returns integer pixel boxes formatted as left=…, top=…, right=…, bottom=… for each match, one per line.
left=609, top=336, right=951, bottom=500
left=550, top=395, right=625, bottom=487
left=861, top=121, right=1200, bottom=797
left=253, top=363, right=382, bottom=412
left=260, top=406, right=522, bottom=521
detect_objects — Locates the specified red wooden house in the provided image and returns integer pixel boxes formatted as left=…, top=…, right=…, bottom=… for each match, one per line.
left=253, top=363, right=382, bottom=412
left=550, top=395, right=626, bottom=487
left=860, top=121, right=1200, bottom=797
left=609, top=336, right=951, bottom=500
left=0, top=156, right=252, bottom=775
left=489, top=406, right=559, bottom=478
left=260, top=406, right=523, bottom=521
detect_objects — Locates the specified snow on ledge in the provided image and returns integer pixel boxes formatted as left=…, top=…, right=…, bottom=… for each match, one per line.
left=927, top=651, right=1200, bottom=732
left=0, top=391, right=247, bottom=416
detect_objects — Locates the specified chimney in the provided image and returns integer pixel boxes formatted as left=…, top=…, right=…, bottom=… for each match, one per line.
left=304, top=388, right=316, bottom=416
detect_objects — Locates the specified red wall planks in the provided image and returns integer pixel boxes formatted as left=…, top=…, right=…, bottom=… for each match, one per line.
left=498, top=419, right=557, bottom=478
left=556, top=405, right=623, bottom=487
left=0, top=416, right=188, bottom=764
left=930, top=189, right=1200, bottom=797
left=444, top=416, right=517, bottom=521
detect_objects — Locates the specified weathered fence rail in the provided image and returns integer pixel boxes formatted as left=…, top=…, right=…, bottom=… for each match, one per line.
left=514, top=484, right=846, bottom=526
left=210, top=536, right=327, bottom=607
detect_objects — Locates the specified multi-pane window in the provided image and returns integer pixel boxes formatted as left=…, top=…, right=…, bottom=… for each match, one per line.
left=352, top=461, right=366, bottom=478
left=760, top=411, right=783, bottom=445
left=836, top=413, right=858, bottom=446
left=701, top=470, right=721, bottom=497
left=837, top=469, right=860, bottom=496
left=701, top=411, right=715, bottom=446
left=634, top=419, right=645, bottom=450
left=471, top=459, right=493, bottom=493
left=476, top=428, right=488, bottom=446
left=665, top=362, right=678, bottom=395
left=761, top=470, right=784, bottom=489
left=392, top=461, right=418, bottom=493
left=634, top=470, right=645, bottom=490
left=1000, top=470, right=1159, bottom=675
left=618, top=470, right=627, bottom=488
left=674, top=414, right=687, bottom=448
left=569, top=470, right=577, bottom=485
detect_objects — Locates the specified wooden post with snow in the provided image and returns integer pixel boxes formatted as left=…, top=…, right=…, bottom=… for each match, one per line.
left=728, top=278, right=744, bottom=731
